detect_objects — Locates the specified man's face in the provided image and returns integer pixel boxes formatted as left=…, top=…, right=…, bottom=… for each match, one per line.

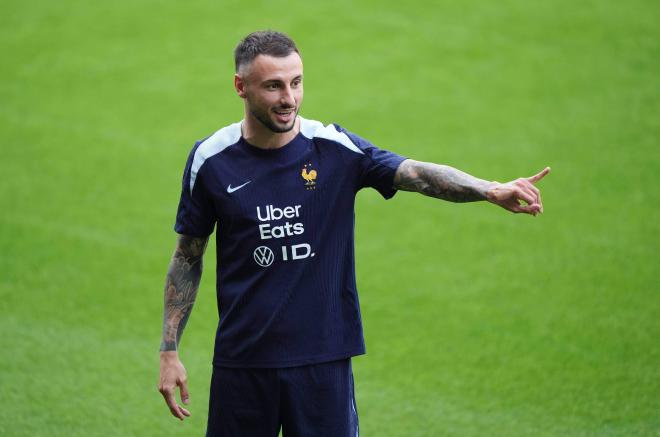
left=236, top=53, right=304, bottom=133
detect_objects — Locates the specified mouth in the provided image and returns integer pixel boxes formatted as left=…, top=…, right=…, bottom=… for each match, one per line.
left=273, top=108, right=295, bottom=123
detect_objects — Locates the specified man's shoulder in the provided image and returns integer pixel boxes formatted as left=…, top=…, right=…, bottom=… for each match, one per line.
left=193, top=121, right=243, bottom=159
left=187, top=121, right=242, bottom=183
left=299, top=117, right=364, bottom=156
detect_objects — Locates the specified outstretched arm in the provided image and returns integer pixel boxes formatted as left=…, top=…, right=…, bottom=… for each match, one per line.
left=158, top=234, right=209, bottom=421
left=393, top=159, right=550, bottom=215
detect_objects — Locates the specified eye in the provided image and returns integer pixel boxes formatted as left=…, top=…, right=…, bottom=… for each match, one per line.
left=291, top=79, right=302, bottom=88
left=265, top=83, right=279, bottom=90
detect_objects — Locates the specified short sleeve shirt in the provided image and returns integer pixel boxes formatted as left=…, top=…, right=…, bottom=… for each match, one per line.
left=175, top=117, right=406, bottom=368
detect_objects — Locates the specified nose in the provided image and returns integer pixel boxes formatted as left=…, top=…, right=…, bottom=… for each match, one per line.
left=280, top=85, right=296, bottom=107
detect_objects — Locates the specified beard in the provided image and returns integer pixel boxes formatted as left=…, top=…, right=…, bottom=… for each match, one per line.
left=248, top=102, right=299, bottom=133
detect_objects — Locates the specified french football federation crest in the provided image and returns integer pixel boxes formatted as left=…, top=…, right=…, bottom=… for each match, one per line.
left=301, top=163, right=317, bottom=189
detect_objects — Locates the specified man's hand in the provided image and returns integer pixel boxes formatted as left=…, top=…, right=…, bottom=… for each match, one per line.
left=485, top=167, right=551, bottom=215
left=159, top=351, right=191, bottom=420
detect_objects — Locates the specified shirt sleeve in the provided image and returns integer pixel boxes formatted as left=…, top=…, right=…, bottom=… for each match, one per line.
left=333, top=124, right=407, bottom=199
left=174, top=142, right=216, bottom=237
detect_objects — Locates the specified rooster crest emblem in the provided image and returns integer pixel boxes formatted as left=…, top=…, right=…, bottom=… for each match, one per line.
left=301, top=163, right=317, bottom=189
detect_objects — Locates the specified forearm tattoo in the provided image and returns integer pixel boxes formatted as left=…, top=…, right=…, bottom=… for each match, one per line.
left=159, top=235, right=208, bottom=351
left=393, top=159, right=492, bottom=203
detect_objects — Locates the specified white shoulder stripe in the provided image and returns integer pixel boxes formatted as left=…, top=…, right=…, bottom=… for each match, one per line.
left=299, top=117, right=364, bottom=155
left=190, top=121, right=242, bottom=194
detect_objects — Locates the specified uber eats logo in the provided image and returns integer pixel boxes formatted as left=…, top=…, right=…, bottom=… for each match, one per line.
left=252, top=204, right=315, bottom=267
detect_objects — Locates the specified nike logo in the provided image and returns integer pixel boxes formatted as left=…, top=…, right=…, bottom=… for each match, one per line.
left=227, top=181, right=251, bottom=193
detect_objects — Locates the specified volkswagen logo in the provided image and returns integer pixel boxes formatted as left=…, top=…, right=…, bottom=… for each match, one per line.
left=253, top=246, right=274, bottom=267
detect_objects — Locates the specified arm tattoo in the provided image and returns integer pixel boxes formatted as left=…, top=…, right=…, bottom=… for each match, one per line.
left=393, top=159, right=493, bottom=202
left=159, top=235, right=209, bottom=352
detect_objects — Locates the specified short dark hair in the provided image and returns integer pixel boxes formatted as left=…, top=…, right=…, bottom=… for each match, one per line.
left=234, top=30, right=300, bottom=73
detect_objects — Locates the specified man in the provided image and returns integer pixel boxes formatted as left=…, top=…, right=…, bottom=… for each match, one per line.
left=158, top=30, right=549, bottom=436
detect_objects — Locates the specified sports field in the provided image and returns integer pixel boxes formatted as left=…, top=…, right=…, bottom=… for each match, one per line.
left=1, top=0, right=658, bottom=435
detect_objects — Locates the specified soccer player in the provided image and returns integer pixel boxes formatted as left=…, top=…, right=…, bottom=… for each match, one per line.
left=158, top=30, right=550, bottom=436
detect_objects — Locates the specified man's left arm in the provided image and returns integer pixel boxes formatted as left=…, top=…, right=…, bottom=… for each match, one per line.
left=393, top=159, right=550, bottom=215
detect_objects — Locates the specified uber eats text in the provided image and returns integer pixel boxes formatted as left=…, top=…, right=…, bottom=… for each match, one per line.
left=257, top=204, right=304, bottom=239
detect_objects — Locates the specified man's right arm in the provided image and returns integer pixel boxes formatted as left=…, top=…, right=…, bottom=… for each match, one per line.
left=393, top=159, right=550, bottom=215
left=158, top=234, right=209, bottom=421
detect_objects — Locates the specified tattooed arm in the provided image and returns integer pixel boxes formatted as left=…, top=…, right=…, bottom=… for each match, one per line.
left=160, top=234, right=208, bottom=351
left=393, top=159, right=550, bottom=215
left=158, top=234, right=209, bottom=421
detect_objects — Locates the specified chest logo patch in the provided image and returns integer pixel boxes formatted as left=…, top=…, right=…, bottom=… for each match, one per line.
left=253, top=246, right=274, bottom=267
left=301, top=163, right=317, bottom=190
left=227, top=180, right=251, bottom=193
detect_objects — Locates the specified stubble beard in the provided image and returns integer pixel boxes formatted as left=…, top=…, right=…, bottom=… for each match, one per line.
left=249, top=104, right=299, bottom=134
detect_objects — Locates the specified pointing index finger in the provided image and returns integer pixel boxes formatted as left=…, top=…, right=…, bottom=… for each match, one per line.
left=527, top=167, right=551, bottom=184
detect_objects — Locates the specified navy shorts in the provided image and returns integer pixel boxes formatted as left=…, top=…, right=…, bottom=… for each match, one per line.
left=206, top=358, right=359, bottom=437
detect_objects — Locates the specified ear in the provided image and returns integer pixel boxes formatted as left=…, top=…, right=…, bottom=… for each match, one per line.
left=234, top=74, right=247, bottom=98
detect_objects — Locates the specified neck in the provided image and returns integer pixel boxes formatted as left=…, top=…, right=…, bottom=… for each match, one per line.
left=241, top=113, right=300, bottom=150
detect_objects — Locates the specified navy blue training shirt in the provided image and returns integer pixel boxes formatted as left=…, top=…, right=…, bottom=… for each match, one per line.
left=175, top=117, right=407, bottom=368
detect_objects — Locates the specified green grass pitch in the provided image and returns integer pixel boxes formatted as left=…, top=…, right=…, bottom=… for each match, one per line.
left=1, top=0, right=658, bottom=435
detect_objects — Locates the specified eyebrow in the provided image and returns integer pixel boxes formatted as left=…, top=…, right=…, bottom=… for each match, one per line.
left=263, top=75, right=303, bottom=84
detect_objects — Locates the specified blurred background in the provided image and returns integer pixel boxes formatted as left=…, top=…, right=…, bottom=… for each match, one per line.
left=1, top=0, right=658, bottom=435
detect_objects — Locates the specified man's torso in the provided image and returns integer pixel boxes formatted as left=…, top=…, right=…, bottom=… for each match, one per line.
left=175, top=117, right=405, bottom=367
